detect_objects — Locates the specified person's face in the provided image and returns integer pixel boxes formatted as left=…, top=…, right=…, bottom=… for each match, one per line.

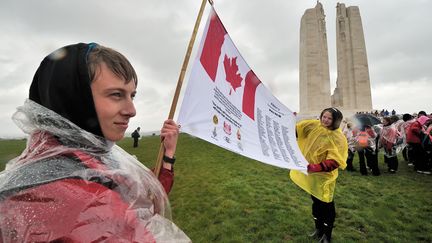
left=91, top=63, right=136, bottom=141
left=321, top=111, right=333, bottom=129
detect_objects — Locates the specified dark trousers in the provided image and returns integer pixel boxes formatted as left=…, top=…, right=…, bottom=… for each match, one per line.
left=402, top=146, right=409, bottom=162
left=311, top=195, right=335, bottom=239
left=425, top=143, right=432, bottom=170
left=384, top=154, right=398, bottom=172
left=366, top=148, right=380, bottom=175
left=408, top=143, right=427, bottom=171
left=346, top=150, right=355, bottom=171
left=133, top=138, right=139, bottom=148
left=358, top=148, right=380, bottom=175
left=358, top=149, right=368, bottom=175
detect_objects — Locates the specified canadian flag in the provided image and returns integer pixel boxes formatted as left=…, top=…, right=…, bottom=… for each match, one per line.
left=199, top=9, right=261, bottom=120
left=177, top=7, right=307, bottom=171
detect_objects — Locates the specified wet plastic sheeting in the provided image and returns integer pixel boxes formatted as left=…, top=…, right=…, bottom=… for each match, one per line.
left=0, top=100, right=190, bottom=242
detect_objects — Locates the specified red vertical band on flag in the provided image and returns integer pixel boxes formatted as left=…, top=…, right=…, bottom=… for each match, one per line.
left=200, top=11, right=227, bottom=81
left=242, top=70, right=261, bottom=120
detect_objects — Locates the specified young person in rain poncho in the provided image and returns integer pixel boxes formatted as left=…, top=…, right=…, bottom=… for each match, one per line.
left=290, top=107, right=347, bottom=243
left=379, top=116, right=401, bottom=173
left=0, top=43, right=191, bottom=242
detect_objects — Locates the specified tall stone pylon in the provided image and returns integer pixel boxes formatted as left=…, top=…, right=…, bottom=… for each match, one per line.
left=331, top=3, right=372, bottom=112
left=299, top=1, right=331, bottom=115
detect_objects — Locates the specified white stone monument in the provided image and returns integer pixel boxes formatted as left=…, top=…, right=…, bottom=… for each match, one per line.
left=299, top=1, right=331, bottom=115
left=331, top=3, right=372, bottom=113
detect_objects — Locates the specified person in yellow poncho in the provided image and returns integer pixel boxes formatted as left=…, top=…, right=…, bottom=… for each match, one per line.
left=290, top=107, right=348, bottom=243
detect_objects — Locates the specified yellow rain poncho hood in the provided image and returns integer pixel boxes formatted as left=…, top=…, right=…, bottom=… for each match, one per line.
left=290, top=120, right=348, bottom=202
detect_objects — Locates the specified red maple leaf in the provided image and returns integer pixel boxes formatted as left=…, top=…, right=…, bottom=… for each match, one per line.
left=223, top=55, right=243, bottom=95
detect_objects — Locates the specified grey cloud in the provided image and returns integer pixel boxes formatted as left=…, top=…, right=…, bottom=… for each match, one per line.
left=1, top=0, right=431, bottom=137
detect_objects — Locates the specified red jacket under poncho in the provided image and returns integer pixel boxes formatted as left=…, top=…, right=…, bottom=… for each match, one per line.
left=0, top=132, right=182, bottom=242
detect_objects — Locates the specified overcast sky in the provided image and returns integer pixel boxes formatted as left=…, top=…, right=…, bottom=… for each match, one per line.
left=1, top=0, right=431, bottom=138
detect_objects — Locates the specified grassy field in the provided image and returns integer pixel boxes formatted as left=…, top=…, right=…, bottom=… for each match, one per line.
left=1, top=134, right=431, bottom=242
left=0, top=139, right=27, bottom=171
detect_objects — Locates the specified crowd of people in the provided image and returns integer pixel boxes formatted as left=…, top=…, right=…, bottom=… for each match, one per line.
left=0, top=40, right=428, bottom=242
left=0, top=41, right=365, bottom=243
left=342, top=110, right=432, bottom=175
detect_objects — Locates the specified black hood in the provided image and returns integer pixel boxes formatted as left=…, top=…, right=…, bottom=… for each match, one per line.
left=29, top=43, right=103, bottom=137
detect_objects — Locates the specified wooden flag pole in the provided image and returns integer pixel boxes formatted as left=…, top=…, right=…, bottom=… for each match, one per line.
left=154, top=0, right=212, bottom=177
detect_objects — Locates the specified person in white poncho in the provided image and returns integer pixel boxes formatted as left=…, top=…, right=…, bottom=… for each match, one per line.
left=0, top=43, right=190, bottom=242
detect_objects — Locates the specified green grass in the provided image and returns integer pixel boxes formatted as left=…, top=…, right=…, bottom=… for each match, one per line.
left=1, top=134, right=432, bottom=242
left=0, top=139, right=26, bottom=171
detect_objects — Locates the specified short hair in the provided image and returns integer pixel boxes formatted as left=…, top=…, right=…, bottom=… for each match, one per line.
left=87, top=44, right=138, bottom=86
left=402, top=113, right=413, bottom=122
left=418, top=111, right=427, bottom=117
left=390, top=115, right=399, bottom=123
left=320, top=107, right=343, bottom=130
left=382, top=116, right=392, bottom=125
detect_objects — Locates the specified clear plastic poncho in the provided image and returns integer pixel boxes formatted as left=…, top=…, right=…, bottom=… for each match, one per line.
left=379, top=123, right=402, bottom=157
left=342, top=126, right=357, bottom=152
left=0, top=100, right=190, bottom=242
left=395, top=119, right=415, bottom=149
left=290, top=120, right=348, bottom=203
